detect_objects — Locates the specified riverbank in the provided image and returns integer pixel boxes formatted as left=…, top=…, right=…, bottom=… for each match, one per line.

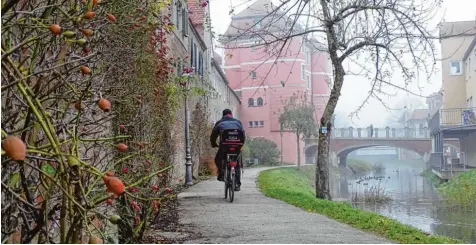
left=421, top=169, right=476, bottom=209
left=439, top=170, right=476, bottom=209
left=258, top=167, right=461, bottom=244
left=420, top=169, right=446, bottom=187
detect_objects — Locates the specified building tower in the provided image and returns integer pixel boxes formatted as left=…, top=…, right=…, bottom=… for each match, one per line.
left=220, top=0, right=331, bottom=164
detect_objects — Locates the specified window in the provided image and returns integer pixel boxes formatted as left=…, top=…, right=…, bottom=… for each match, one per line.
left=254, top=19, right=261, bottom=30
left=468, top=96, right=473, bottom=108
left=198, top=52, right=203, bottom=75
left=301, top=39, right=306, bottom=53
left=176, top=1, right=182, bottom=31
left=301, top=64, right=306, bottom=80
left=248, top=98, right=254, bottom=107
left=254, top=121, right=259, bottom=127
left=195, top=45, right=199, bottom=71
left=259, top=121, right=264, bottom=127
left=251, top=71, right=257, bottom=79
left=257, top=97, right=263, bottom=106
left=248, top=121, right=253, bottom=128
left=306, top=74, right=311, bottom=89
left=419, top=123, right=424, bottom=136
left=190, top=41, right=195, bottom=69
left=182, top=8, right=188, bottom=36
left=450, top=60, right=462, bottom=75
left=251, top=46, right=256, bottom=52
left=306, top=51, right=311, bottom=64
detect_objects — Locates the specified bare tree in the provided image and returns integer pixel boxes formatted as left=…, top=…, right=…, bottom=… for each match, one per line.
left=279, top=94, right=318, bottom=170
left=219, top=0, right=441, bottom=200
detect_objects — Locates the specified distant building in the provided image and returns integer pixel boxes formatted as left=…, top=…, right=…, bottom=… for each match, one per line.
left=398, top=108, right=429, bottom=160
left=426, top=91, right=443, bottom=118
left=219, top=0, right=331, bottom=164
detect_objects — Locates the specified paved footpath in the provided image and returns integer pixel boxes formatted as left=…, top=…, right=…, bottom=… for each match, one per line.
left=177, top=167, right=392, bottom=244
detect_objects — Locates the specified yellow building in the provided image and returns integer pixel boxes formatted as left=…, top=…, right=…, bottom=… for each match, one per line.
left=429, top=21, right=476, bottom=178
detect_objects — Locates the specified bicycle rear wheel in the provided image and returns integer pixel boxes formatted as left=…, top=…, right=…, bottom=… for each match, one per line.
left=224, top=167, right=228, bottom=199
left=229, top=172, right=235, bottom=203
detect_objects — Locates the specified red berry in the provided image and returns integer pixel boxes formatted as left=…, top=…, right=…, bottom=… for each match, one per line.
left=106, top=199, right=113, bottom=205
left=122, top=167, right=128, bottom=173
left=116, top=143, right=128, bottom=152
left=107, top=13, right=117, bottom=22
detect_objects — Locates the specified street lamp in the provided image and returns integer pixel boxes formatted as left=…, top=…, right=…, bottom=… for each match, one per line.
left=181, top=73, right=193, bottom=186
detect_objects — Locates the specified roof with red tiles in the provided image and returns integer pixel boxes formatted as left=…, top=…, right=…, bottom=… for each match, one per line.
left=188, top=0, right=205, bottom=26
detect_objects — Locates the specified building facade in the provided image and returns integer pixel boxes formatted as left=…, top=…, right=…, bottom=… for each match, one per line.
left=219, top=0, right=331, bottom=164
left=429, top=21, right=476, bottom=174
left=168, top=0, right=241, bottom=183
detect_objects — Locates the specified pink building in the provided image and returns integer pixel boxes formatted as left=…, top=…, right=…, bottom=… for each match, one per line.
left=219, top=0, right=331, bottom=164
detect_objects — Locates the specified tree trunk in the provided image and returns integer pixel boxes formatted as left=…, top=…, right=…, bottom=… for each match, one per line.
left=280, top=130, right=283, bottom=165
left=315, top=0, right=346, bottom=200
left=296, top=132, right=301, bottom=170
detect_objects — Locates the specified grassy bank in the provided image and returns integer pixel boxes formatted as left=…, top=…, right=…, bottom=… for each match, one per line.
left=347, top=158, right=373, bottom=174
left=258, top=167, right=461, bottom=244
left=421, top=169, right=476, bottom=209
left=439, top=170, right=476, bottom=209
left=420, top=170, right=446, bottom=187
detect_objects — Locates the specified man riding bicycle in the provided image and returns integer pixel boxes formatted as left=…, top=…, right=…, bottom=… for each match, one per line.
left=210, top=109, right=245, bottom=191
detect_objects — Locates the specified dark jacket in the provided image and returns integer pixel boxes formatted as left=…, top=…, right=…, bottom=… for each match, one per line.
left=210, top=116, right=245, bottom=147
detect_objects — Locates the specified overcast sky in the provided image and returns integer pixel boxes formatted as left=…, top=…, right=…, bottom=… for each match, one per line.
left=209, top=0, right=476, bottom=127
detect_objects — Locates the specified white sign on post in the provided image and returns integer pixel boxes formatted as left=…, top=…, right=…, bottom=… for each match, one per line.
left=321, top=126, right=327, bottom=134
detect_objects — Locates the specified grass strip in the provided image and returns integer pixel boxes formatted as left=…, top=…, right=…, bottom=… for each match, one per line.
left=258, top=167, right=462, bottom=244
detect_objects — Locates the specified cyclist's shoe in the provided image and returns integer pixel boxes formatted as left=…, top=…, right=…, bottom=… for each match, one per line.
left=217, top=174, right=224, bottom=181
left=235, top=185, right=241, bottom=191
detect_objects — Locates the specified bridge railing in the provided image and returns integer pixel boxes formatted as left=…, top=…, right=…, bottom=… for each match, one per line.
left=430, top=152, right=470, bottom=171
left=330, top=127, right=430, bottom=139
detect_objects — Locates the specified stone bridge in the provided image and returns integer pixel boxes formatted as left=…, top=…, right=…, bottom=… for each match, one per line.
left=304, top=127, right=460, bottom=166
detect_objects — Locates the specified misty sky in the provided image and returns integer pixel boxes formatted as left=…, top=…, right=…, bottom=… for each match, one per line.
left=209, top=0, right=476, bottom=127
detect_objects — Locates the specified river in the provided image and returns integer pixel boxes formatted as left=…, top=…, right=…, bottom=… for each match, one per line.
left=332, top=159, right=476, bottom=243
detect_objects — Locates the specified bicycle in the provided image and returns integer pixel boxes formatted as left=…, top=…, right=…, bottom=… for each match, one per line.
left=219, top=128, right=244, bottom=203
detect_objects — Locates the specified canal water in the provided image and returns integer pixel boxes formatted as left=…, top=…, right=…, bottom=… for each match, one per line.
left=333, top=159, right=476, bottom=243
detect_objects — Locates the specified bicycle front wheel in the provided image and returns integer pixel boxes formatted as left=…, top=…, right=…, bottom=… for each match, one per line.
left=229, top=172, right=235, bottom=203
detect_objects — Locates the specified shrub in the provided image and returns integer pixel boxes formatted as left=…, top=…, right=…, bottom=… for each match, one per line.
left=439, top=170, right=476, bottom=209
left=242, top=137, right=281, bottom=166
left=372, top=162, right=386, bottom=174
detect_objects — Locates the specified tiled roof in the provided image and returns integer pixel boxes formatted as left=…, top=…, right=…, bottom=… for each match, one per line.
left=188, top=0, right=205, bottom=26
left=221, top=0, right=303, bottom=42
left=408, top=109, right=429, bottom=121
left=439, top=21, right=476, bottom=39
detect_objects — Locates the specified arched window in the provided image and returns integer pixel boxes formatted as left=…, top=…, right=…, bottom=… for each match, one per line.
left=248, top=98, right=254, bottom=107
left=257, top=97, right=263, bottom=106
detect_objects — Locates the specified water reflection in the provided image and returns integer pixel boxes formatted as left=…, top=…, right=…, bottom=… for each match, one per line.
left=331, top=159, right=476, bottom=243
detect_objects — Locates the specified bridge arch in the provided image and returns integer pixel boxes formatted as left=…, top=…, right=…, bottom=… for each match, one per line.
left=336, top=144, right=424, bottom=157
left=304, top=139, right=460, bottom=165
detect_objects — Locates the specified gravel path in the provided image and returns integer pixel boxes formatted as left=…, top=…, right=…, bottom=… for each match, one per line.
left=177, top=167, right=392, bottom=244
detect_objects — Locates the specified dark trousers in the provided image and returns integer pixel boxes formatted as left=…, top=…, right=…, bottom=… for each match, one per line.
left=215, top=147, right=241, bottom=186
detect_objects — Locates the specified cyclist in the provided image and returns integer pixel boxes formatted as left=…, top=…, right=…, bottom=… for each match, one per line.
left=210, top=109, right=245, bottom=191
